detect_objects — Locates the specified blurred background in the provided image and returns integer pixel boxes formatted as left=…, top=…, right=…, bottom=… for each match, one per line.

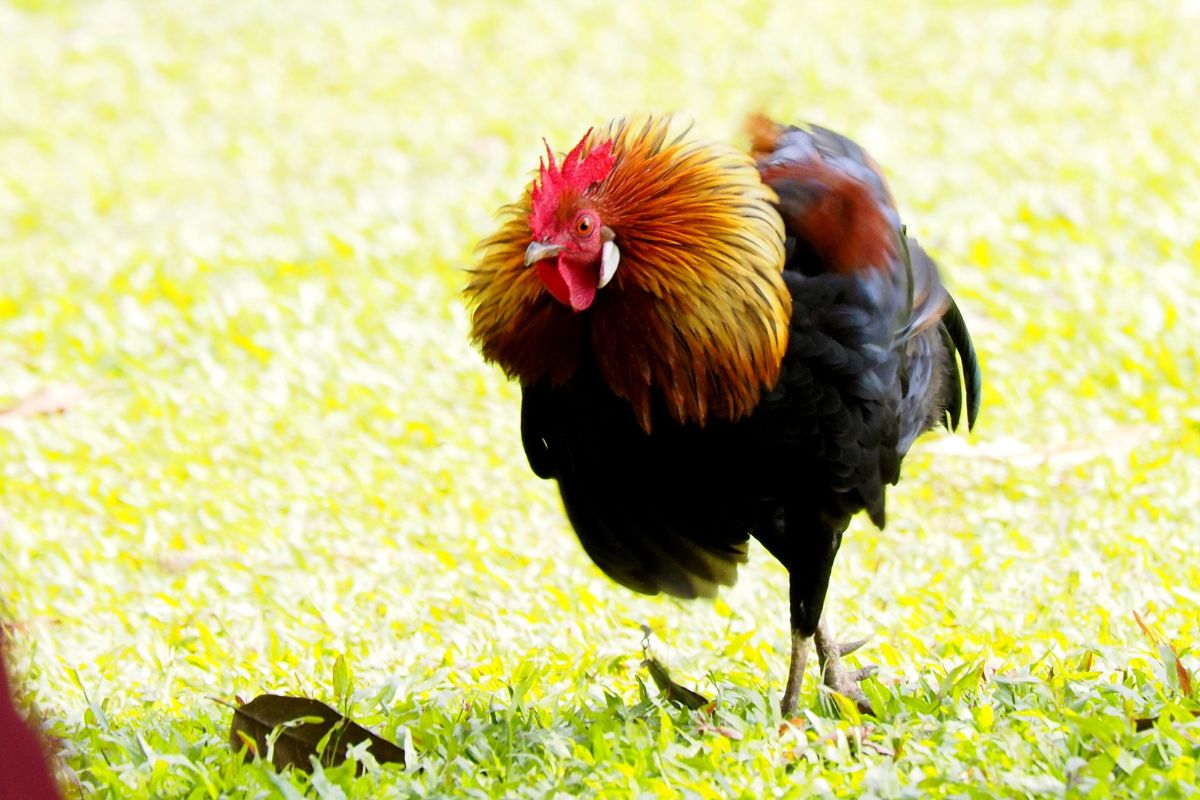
left=1, top=0, right=1197, bottom=793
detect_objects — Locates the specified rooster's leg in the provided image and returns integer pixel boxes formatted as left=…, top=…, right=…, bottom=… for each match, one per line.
left=814, top=620, right=876, bottom=713
left=767, top=504, right=851, bottom=719
left=779, top=631, right=810, bottom=718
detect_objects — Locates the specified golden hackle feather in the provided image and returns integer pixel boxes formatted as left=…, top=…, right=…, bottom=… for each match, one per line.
left=466, top=116, right=789, bottom=431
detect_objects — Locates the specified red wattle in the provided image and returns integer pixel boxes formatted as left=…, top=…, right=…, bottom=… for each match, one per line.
left=536, top=260, right=570, bottom=307
left=537, top=257, right=597, bottom=312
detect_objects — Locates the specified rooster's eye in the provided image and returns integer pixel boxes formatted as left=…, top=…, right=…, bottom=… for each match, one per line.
left=576, top=216, right=593, bottom=236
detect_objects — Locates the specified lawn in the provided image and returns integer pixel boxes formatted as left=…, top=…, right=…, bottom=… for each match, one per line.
left=1, top=0, right=1198, bottom=797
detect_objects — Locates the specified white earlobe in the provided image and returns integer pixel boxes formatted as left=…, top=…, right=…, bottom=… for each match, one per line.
left=599, top=240, right=620, bottom=288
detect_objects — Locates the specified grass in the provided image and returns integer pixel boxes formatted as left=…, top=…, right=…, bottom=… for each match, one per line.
left=1, top=0, right=1198, bottom=796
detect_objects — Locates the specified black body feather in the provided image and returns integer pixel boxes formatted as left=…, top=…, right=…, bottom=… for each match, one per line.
left=520, top=124, right=981, bottom=637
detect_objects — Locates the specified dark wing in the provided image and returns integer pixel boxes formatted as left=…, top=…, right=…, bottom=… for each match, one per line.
left=520, top=383, right=556, bottom=479
left=754, top=121, right=981, bottom=519
left=521, top=374, right=751, bottom=600
left=803, top=123, right=981, bottom=436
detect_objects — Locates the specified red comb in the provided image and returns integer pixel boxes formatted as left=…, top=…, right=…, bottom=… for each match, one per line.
left=530, top=129, right=616, bottom=237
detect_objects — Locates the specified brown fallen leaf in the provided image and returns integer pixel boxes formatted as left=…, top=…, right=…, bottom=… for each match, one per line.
left=1134, top=710, right=1200, bottom=732
left=1132, top=610, right=1159, bottom=645
left=778, top=716, right=807, bottom=736
left=922, top=427, right=1159, bottom=469
left=0, top=384, right=90, bottom=419
left=697, top=722, right=743, bottom=740
left=641, top=656, right=710, bottom=710
left=1177, top=656, right=1195, bottom=699
left=226, top=693, right=405, bottom=773
left=1133, top=611, right=1195, bottom=699
left=861, top=740, right=896, bottom=758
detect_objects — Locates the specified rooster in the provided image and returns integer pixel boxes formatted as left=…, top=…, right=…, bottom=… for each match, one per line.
left=466, top=115, right=980, bottom=715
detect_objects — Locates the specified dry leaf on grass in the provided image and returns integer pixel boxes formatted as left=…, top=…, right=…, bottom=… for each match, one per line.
left=641, top=656, right=710, bottom=710
left=0, top=384, right=91, bottom=420
left=922, top=426, right=1161, bottom=468
left=696, top=722, right=743, bottom=740
left=226, top=694, right=405, bottom=774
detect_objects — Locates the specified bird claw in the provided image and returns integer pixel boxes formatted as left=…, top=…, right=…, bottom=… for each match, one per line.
left=846, top=665, right=877, bottom=683
left=824, top=664, right=877, bottom=714
left=836, top=637, right=871, bottom=657
left=815, top=626, right=877, bottom=716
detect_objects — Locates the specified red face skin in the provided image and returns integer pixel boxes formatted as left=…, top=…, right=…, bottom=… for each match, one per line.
left=533, top=205, right=605, bottom=312
left=527, top=132, right=617, bottom=312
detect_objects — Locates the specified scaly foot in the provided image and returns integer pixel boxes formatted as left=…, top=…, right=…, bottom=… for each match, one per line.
left=814, top=622, right=876, bottom=714
left=779, top=630, right=810, bottom=719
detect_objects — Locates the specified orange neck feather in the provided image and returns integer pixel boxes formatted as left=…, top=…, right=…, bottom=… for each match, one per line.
left=466, top=117, right=789, bottom=432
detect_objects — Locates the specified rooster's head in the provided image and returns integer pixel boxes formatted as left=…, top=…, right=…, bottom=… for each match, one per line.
left=523, top=131, right=619, bottom=312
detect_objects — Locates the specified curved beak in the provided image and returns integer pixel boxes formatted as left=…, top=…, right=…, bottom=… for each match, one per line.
left=524, top=240, right=565, bottom=266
